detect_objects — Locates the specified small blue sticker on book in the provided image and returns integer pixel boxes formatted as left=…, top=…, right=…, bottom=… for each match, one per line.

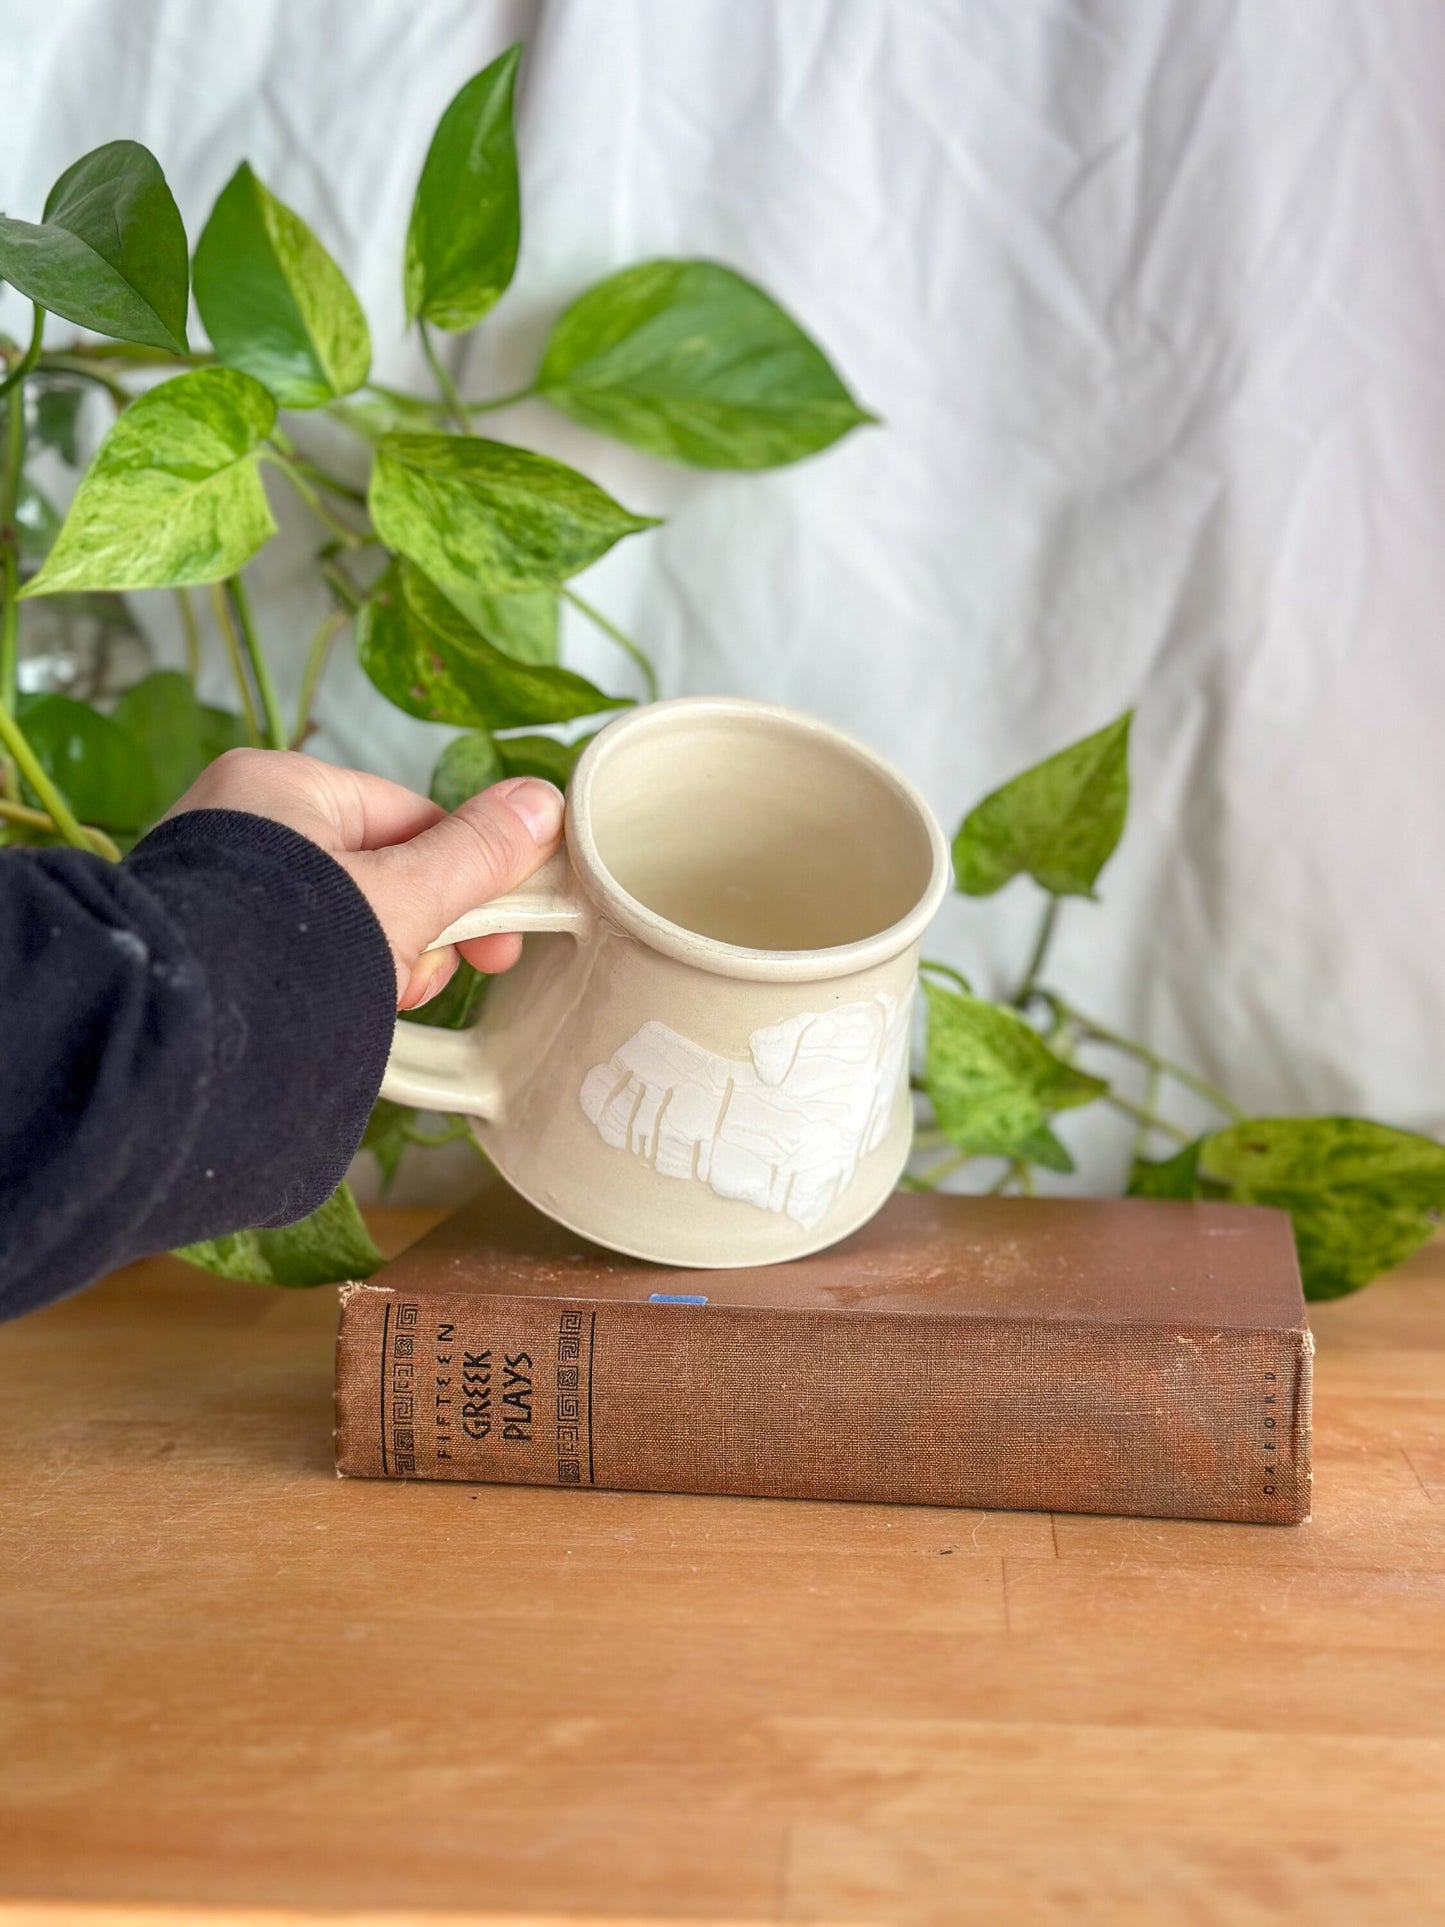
left=648, top=1293, right=709, bottom=1305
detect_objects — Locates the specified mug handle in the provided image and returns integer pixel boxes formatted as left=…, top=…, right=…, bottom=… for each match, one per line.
left=377, top=848, right=592, bottom=1118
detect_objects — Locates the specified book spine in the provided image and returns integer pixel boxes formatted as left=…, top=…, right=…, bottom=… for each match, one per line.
left=334, top=1290, right=1312, bottom=1524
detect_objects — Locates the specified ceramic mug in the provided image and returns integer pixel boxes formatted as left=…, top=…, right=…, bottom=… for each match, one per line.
left=380, top=697, right=949, bottom=1267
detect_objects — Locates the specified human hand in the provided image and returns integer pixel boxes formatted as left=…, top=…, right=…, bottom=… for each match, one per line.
left=166, top=748, right=564, bottom=1009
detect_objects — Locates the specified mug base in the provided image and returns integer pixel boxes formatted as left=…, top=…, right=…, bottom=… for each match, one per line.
left=470, top=1129, right=914, bottom=1271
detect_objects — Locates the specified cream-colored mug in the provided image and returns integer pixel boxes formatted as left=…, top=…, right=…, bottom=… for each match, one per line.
left=380, top=697, right=949, bottom=1267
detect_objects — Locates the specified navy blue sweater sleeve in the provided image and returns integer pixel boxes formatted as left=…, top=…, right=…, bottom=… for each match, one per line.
left=0, top=809, right=397, bottom=1321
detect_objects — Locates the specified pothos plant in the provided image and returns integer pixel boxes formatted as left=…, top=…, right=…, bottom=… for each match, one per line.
left=0, top=45, right=871, bottom=1280
left=1, top=46, right=1439, bottom=1299
left=911, top=712, right=1445, bottom=1301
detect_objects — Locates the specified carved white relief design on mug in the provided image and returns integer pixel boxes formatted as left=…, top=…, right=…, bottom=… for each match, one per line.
left=578, top=992, right=911, bottom=1229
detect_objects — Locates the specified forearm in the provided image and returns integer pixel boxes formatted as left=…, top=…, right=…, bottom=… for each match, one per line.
left=0, top=811, right=395, bottom=1320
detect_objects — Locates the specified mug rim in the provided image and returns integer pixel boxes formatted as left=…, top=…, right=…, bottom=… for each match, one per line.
left=564, top=696, right=950, bottom=983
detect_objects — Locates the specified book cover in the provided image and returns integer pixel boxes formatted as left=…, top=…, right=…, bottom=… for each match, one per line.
left=335, top=1185, right=1312, bottom=1523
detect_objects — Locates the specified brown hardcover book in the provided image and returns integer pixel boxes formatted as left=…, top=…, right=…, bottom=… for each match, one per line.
left=335, top=1185, right=1312, bottom=1524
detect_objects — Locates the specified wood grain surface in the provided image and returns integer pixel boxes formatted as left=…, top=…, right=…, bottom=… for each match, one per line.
left=1, top=1212, right=1442, bottom=1926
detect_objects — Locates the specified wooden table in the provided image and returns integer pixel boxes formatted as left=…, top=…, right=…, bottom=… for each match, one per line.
left=1, top=1215, right=1442, bottom=1927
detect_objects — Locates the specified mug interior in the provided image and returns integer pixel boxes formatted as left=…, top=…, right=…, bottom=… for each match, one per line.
left=586, top=706, right=937, bottom=952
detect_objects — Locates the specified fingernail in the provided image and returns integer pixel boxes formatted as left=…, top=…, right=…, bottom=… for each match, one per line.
left=499, top=777, right=564, bottom=844
left=400, top=946, right=452, bottom=1011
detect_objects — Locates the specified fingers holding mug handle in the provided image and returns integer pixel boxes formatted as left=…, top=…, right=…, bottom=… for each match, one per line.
left=431, top=848, right=592, bottom=948
left=378, top=846, right=593, bottom=1117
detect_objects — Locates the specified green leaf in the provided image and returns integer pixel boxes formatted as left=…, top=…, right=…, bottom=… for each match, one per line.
left=429, top=728, right=504, bottom=812
left=433, top=728, right=591, bottom=807
left=15, top=477, right=62, bottom=565
left=923, top=982, right=1107, bottom=1162
left=1, top=381, right=84, bottom=475
left=111, top=670, right=247, bottom=816
left=497, top=731, right=594, bottom=786
left=402, top=958, right=489, bottom=1031
left=195, top=697, right=251, bottom=766
left=1126, top=1138, right=1227, bottom=1201
left=1199, top=1118, right=1445, bottom=1302
left=32, top=381, right=84, bottom=464
left=1, top=392, right=83, bottom=562
left=537, top=259, right=876, bottom=469
left=439, top=583, right=558, bottom=665
left=17, top=692, right=155, bottom=829
left=358, top=558, right=628, bottom=729
left=1014, top=1125, right=1076, bottom=1174
left=19, top=369, right=277, bottom=596
left=953, top=712, right=1133, bottom=899
left=0, top=140, right=188, bottom=352
left=362, top=1099, right=416, bottom=1193
left=176, top=1181, right=380, bottom=1287
left=193, top=163, right=371, bottom=409
left=404, top=45, right=522, bottom=330
left=0, top=430, right=61, bottom=568
left=369, top=432, right=659, bottom=597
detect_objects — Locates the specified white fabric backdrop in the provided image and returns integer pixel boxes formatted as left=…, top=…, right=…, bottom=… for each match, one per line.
left=4, top=0, right=1443, bottom=1191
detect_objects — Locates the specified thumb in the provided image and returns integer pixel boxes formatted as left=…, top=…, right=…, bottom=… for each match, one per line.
left=342, top=777, right=565, bottom=990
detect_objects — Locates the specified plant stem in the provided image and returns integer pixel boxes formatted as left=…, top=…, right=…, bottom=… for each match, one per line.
left=292, top=610, right=349, bottom=747
left=175, top=587, right=202, bottom=681
left=321, top=560, right=363, bottom=614
left=1103, top=1089, right=1190, bottom=1143
left=465, top=383, right=536, bottom=413
left=983, top=1159, right=1037, bottom=1196
left=356, top=382, right=431, bottom=420
left=35, top=354, right=131, bottom=407
left=1045, top=993, right=1246, bottom=1122
left=419, top=320, right=471, bottom=432
left=1, top=370, right=28, bottom=802
left=0, top=306, right=44, bottom=401
left=0, top=794, right=118, bottom=859
left=288, top=453, right=368, bottom=506
left=0, top=548, right=16, bottom=807
left=920, top=958, right=973, bottom=996
left=227, top=577, right=287, bottom=751
left=1012, top=893, right=1061, bottom=1007
left=0, top=704, right=93, bottom=851
left=267, top=426, right=369, bottom=506
left=901, top=1147, right=971, bottom=1192
left=561, top=586, right=659, bottom=701
left=1040, top=999, right=1072, bottom=1048
left=79, top=342, right=212, bottom=366
left=366, top=378, right=536, bottom=420
left=263, top=450, right=368, bottom=548
left=1132, top=1062, right=1162, bottom=1161
left=208, top=581, right=262, bottom=745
